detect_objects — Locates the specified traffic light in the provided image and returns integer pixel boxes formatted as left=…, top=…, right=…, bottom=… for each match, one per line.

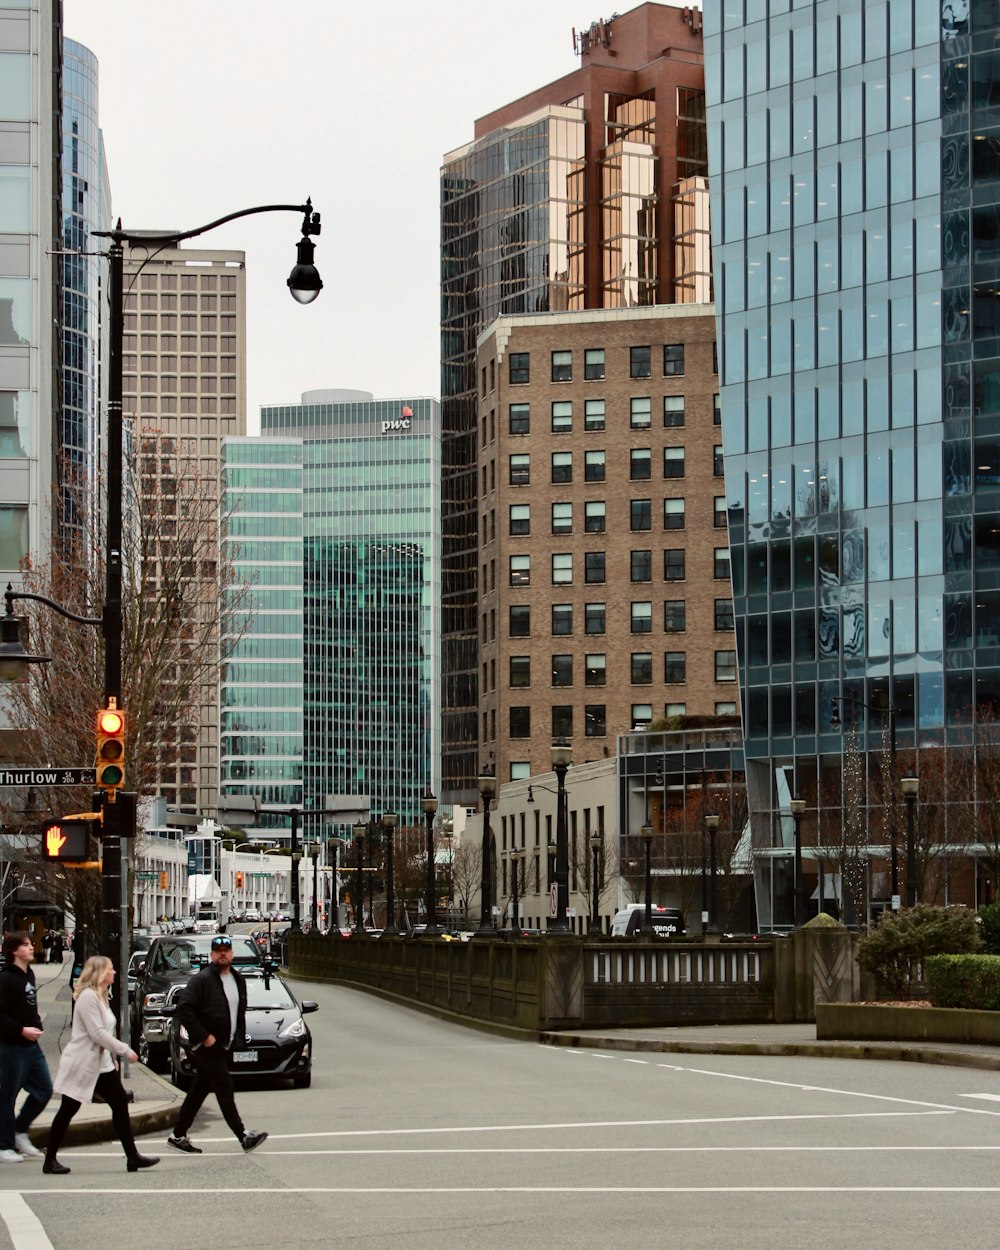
left=42, top=817, right=95, bottom=863
left=235, top=871, right=245, bottom=889
left=159, top=870, right=169, bottom=890
left=96, top=701, right=126, bottom=796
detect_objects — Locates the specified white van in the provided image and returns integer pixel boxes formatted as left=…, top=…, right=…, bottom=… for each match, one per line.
left=611, top=904, right=685, bottom=937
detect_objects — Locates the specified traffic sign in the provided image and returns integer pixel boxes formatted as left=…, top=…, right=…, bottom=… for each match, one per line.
left=136, top=871, right=159, bottom=880
left=0, top=768, right=96, bottom=787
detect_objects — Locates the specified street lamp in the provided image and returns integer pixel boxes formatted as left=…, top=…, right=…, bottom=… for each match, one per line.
left=901, top=775, right=919, bottom=908
left=441, top=827, right=455, bottom=928
left=421, top=791, right=440, bottom=937
left=833, top=691, right=899, bottom=897
left=640, top=824, right=654, bottom=934
left=704, top=812, right=721, bottom=934
left=381, top=812, right=398, bottom=935
left=352, top=823, right=366, bottom=936
left=790, top=797, right=806, bottom=930
left=510, top=849, right=521, bottom=933
left=477, top=767, right=497, bottom=936
left=550, top=737, right=573, bottom=934
left=589, top=831, right=603, bottom=933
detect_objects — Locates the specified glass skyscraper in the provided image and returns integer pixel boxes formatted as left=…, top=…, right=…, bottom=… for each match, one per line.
left=705, top=1, right=995, bottom=923
left=223, top=391, right=441, bottom=827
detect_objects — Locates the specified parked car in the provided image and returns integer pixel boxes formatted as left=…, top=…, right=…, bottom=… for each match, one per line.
left=129, top=934, right=266, bottom=1071
left=610, top=904, right=686, bottom=937
left=126, top=950, right=145, bottom=1001
left=166, top=969, right=317, bottom=1090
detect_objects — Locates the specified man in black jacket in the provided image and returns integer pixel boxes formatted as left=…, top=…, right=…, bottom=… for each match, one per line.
left=167, top=935, right=266, bottom=1155
left=0, top=931, right=52, bottom=1162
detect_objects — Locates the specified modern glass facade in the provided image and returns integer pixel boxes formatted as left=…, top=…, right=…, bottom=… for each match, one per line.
left=705, top=1, right=997, bottom=922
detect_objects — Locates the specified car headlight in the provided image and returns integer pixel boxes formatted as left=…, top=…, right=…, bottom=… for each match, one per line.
left=279, top=1017, right=306, bottom=1039
left=143, top=993, right=166, bottom=1010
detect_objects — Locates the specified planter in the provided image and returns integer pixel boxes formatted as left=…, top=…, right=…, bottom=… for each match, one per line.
left=816, top=1002, right=1000, bottom=1046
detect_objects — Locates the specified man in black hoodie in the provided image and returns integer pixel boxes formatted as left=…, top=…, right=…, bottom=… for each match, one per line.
left=0, top=931, right=52, bottom=1162
left=167, top=934, right=266, bottom=1155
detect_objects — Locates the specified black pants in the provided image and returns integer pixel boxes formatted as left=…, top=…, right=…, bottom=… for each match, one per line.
left=46, top=1069, right=138, bottom=1162
left=174, top=1044, right=245, bottom=1142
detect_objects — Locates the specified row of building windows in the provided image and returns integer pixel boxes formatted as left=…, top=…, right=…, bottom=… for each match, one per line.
left=504, top=497, right=728, bottom=533
left=498, top=685, right=737, bottom=740
left=505, top=401, right=722, bottom=435
left=505, top=649, right=735, bottom=687
left=126, top=335, right=238, bottom=354
left=125, top=294, right=237, bottom=313
left=122, top=315, right=238, bottom=334
left=503, top=548, right=731, bottom=587
left=137, top=272, right=239, bottom=291
left=500, top=343, right=715, bottom=387
left=125, top=376, right=237, bottom=395
left=500, top=597, right=734, bottom=640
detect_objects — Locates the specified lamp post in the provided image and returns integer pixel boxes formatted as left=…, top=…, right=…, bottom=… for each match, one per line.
left=421, top=791, right=440, bottom=936
left=790, top=797, right=806, bottom=929
left=510, top=849, right=521, bottom=933
left=833, top=691, right=899, bottom=899
left=381, top=812, right=399, bottom=935
left=901, top=775, right=919, bottom=908
left=640, top=824, right=654, bottom=934
left=704, top=812, right=721, bottom=934
left=352, top=823, right=366, bottom=936
left=550, top=737, right=573, bottom=934
left=442, top=827, right=455, bottom=929
left=589, top=831, right=602, bottom=933
left=700, top=813, right=710, bottom=932
left=310, top=843, right=320, bottom=931
left=477, top=767, right=497, bottom=936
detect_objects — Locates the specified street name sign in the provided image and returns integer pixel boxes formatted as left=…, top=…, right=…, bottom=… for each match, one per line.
left=0, top=768, right=97, bottom=787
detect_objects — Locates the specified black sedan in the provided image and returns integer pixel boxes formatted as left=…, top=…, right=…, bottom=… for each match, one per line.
left=167, top=970, right=317, bottom=1090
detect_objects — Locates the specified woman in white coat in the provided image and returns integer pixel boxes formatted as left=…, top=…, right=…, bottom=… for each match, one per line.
left=43, top=956, right=159, bottom=1175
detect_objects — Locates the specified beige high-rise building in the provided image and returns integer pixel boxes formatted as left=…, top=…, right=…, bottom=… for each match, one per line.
left=122, top=243, right=246, bottom=813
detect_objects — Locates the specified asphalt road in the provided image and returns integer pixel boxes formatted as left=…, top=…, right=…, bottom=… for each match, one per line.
left=1, top=974, right=999, bottom=1249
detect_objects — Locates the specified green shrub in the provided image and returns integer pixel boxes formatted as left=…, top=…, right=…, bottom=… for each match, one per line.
left=976, top=902, right=1000, bottom=955
left=857, top=905, right=981, bottom=998
left=926, top=954, right=1000, bottom=1010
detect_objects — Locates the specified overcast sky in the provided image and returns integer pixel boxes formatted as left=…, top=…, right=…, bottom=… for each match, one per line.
left=64, top=0, right=603, bottom=429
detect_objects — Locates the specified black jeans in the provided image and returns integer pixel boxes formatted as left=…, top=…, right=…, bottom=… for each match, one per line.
left=46, top=1069, right=138, bottom=1161
left=174, top=1044, right=245, bottom=1142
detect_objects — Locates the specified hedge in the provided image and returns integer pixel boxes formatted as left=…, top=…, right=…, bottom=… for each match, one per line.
left=926, top=954, right=1000, bottom=1011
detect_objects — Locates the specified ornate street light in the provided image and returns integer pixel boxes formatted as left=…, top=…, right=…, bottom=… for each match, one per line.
left=422, top=791, right=441, bottom=936
left=790, top=796, right=806, bottom=929
left=352, top=823, right=366, bottom=936
left=704, top=812, right=721, bottom=934
left=641, top=824, right=654, bottom=934
left=589, top=831, right=603, bottom=933
left=381, top=812, right=399, bottom=935
left=477, top=767, right=497, bottom=936
left=550, top=737, right=573, bottom=934
left=901, top=776, right=919, bottom=908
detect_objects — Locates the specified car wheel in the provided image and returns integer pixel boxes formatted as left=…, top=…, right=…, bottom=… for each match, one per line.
left=292, top=1072, right=312, bottom=1089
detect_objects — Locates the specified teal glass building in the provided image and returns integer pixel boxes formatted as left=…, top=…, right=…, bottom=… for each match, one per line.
left=222, top=391, right=441, bottom=828
left=704, top=2, right=995, bottom=924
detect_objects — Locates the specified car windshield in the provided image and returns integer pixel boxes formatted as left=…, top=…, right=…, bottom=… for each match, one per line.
left=245, top=976, right=297, bottom=1010
left=157, top=937, right=260, bottom=970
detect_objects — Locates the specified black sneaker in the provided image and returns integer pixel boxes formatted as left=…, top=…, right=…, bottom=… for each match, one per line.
left=241, top=1130, right=267, bottom=1152
left=167, top=1134, right=202, bottom=1154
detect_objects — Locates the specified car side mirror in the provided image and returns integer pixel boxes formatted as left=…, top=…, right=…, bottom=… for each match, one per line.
left=301, top=1002, right=319, bottom=1014
left=137, top=961, right=146, bottom=975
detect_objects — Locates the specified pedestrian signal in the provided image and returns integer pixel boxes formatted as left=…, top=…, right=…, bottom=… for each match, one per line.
left=42, top=818, right=94, bottom=863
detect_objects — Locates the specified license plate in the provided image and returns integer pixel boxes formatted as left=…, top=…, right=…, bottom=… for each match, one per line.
left=232, top=1050, right=257, bottom=1063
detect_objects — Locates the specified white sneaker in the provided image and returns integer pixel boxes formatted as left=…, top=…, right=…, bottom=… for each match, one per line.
left=14, top=1134, right=40, bottom=1158
left=0, top=1149, right=22, bottom=1163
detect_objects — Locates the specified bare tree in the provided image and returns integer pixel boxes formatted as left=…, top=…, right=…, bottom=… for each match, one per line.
left=450, top=840, right=482, bottom=929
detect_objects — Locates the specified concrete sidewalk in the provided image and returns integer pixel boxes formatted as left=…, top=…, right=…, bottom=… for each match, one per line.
left=25, top=959, right=181, bottom=1149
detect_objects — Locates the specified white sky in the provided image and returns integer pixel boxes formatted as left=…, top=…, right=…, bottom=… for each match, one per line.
left=64, top=0, right=599, bottom=430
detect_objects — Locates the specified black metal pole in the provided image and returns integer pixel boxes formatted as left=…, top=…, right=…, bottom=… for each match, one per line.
left=289, top=808, right=301, bottom=933
left=510, top=854, right=519, bottom=932
left=354, top=831, right=365, bottom=936
left=552, top=761, right=571, bottom=934
left=311, top=847, right=318, bottom=930
left=423, top=802, right=440, bottom=936
left=383, top=818, right=397, bottom=936
left=701, top=822, right=709, bottom=930
left=889, top=708, right=899, bottom=899
left=905, top=792, right=918, bottom=908
left=589, top=841, right=601, bottom=932
left=642, top=832, right=653, bottom=934
left=478, top=784, right=496, bottom=935
left=793, top=808, right=804, bottom=930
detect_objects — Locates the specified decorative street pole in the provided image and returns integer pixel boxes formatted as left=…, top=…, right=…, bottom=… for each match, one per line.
left=352, top=823, right=366, bottom=936
left=589, top=831, right=602, bottom=933
left=382, top=812, right=398, bottom=935
left=477, top=767, right=497, bottom=936
left=550, top=737, right=573, bottom=934
left=704, top=812, right=721, bottom=933
left=641, top=824, right=654, bottom=934
left=510, top=850, right=520, bottom=933
left=790, top=796, right=806, bottom=929
left=422, top=790, right=440, bottom=936
left=902, top=775, right=919, bottom=908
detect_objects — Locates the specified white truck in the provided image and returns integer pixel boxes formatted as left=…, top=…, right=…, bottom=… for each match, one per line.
left=192, top=899, right=223, bottom=934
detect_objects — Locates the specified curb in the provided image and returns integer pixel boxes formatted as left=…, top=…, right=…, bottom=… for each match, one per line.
left=26, top=1068, right=181, bottom=1151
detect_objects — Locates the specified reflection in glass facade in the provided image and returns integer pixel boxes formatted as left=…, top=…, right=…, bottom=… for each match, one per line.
left=223, top=394, right=441, bottom=828
left=705, top=0, right=997, bottom=923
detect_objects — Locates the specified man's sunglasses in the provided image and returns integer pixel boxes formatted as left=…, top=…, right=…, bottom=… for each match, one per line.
left=211, top=936, right=233, bottom=949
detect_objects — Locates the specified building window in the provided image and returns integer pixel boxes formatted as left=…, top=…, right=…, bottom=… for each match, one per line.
left=511, top=706, right=531, bottom=737
left=552, top=552, right=573, bottom=584
left=585, top=500, right=606, bottom=533
left=631, top=601, right=652, bottom=633
left=664, top=600, right=686, bottom=632
left=510, top=554, right=530, bottom=586
left=552, top=654, right=573, bottom=686
left=663, top=498, right=685, bottom=530
left=585, top=552, right=606, bottom=583
left=664, top=651, right=687, bottom=683
left=630, top=396, right=652, bottom=428
left=510, top=656, right=531, bottom=688
left=631, top=499, right=652, bottom=531
left=509, top=504, right=530, bottom=536
left=551, top=350, right=572, bottom=382
left=585, top=704, right=607, bottom=736
left=712, top=341, right=719, bottom=374
left=509, top=454, right=530, bottom=485
left=510, top=762, right=531, bottom=781
left=631, top=652, right=653, bottom=684
left=714, top=496, right=728, bottom=528
left=509, top=605, right=530, bottom=637
left=630, top=345, right=651, bottom=378
left=715, top=701, right=737, bottom=715
left=551, top=502, right=573, bottom=534
left=715, top=598, right=735, bottom=630
left=715, top=651, right=738, bottom=682
left=663, top=395, right=685, bottom=427
left=551, top=400, right=573, bottom=433
left=714, top=547, right=731, bottom=580
left=713, top=393, right=722, bottom=425
left=585, top=653, right=606, bottom=686
left=714, top=444, right=725, bottom=476
left=630, top=448, right=652, bottom=480
left=552, top=603, right=573, bottom=635
left=631, top=704, right=653, bottom=729
left=584, top=398, right=606, bottom=430
left=510, top=353, right=529, bottom=385
left=585, top=450, right=606, bottom=482
left=663, top=447, right=685, bottom=478
left=551, top=451, right=573, bottom=483
left=585, top=602, right=606, bottom=635
left=663, top=343, right=685, bottom=375
left=664, top=549, right=686, bottom=580
left=631, top=549, right=652, bottom=582
left=553, top=705, right=573, bottom=737
left=510, top=403, right=530, bottom=435
left=584, top=348, right=605, bottom=380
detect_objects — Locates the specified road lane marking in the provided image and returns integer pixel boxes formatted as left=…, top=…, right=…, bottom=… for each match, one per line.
left=0, top=1193, right=55, bottom=1250
left=7, top=1185, right=1000, bottom=1195
left=963, top=1093, right=1000, bottom=1102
